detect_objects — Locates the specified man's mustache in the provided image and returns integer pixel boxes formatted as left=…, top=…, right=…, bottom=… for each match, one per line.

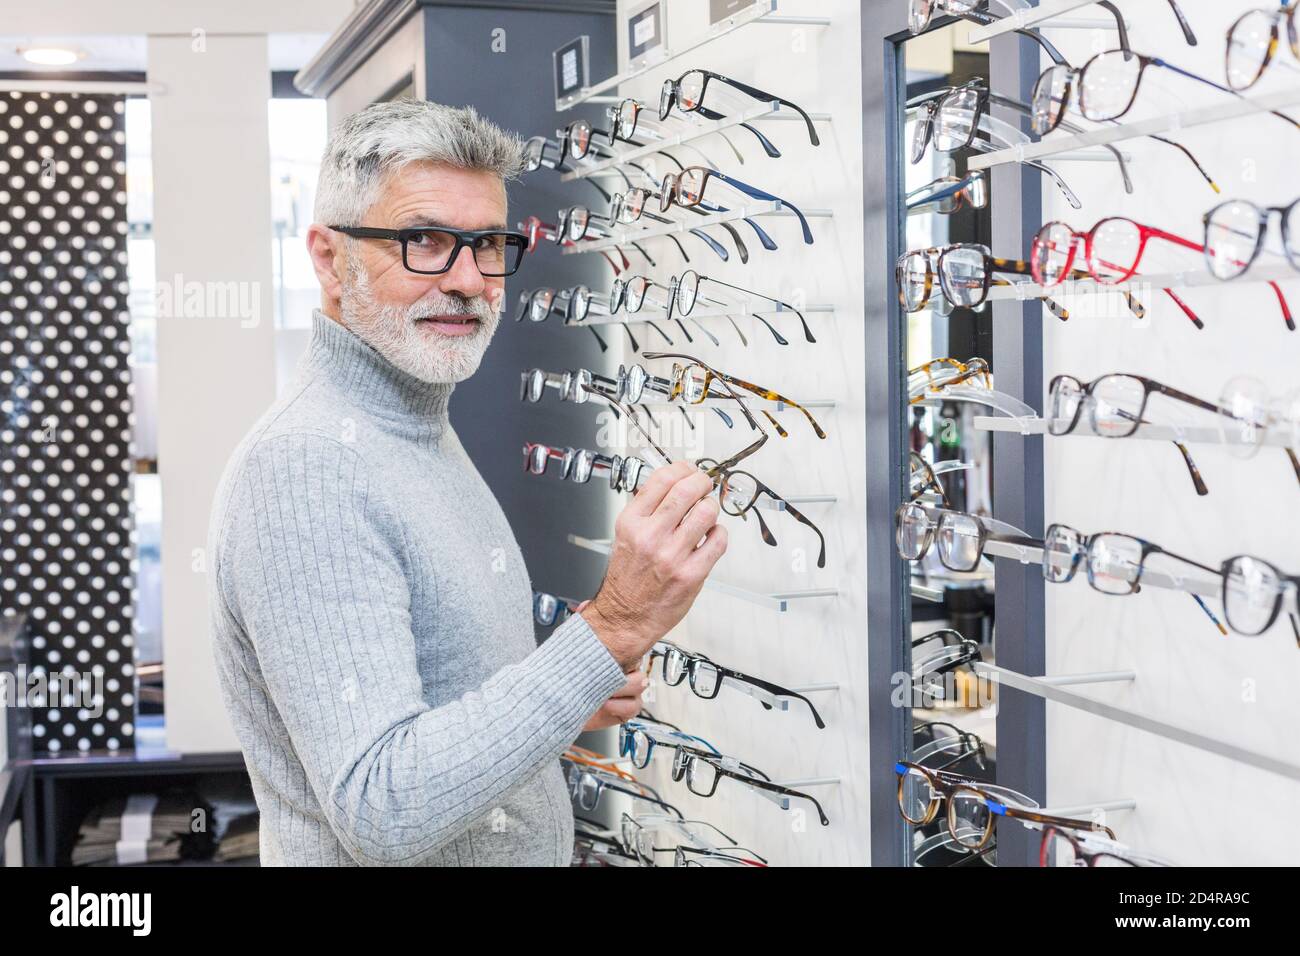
left=407, top=293, right=497, bottom=322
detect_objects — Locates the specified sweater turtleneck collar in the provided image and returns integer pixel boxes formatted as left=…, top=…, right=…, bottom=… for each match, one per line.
left=301, top=309, right=455, bottom=422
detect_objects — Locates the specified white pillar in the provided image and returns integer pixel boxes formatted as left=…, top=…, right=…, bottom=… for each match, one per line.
left=147, top=34, right=277, bottom=753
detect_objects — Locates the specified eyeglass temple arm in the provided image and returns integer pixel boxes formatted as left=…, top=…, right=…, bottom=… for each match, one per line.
left=689, top=101, right=783, bottom=157
left=759, top=485, right=827, bottom=569
left=960, top=8, right=1068, bottom=65
left=703, top=69, right=818, bottom=147
left=720, top=373, right=827, bottom=439
left=745, top=776, right=830, bottom=827
left=1163, top=0, right=1196, bottom=45
left=728, top=669, right=826, bottom=728
left=710, top=169, right=814, bottom=244
left=994, top=803, right=1117, bottom=842
left=1152, top=56, right=1300, bottom=130
left=988, top=94, right=1135, bottom=194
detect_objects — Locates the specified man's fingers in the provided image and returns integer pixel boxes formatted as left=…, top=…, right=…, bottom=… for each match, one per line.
left=649, top=468, right=715, bottom=534
left=611, top=671, right=648, bottom=698
left=672, top=494, right=722, bottom=554
left=603, top=696, right=642, bottom=724
left=623, top=460, right=694, bottom=518
left=681, top=522, right=728, bottom=579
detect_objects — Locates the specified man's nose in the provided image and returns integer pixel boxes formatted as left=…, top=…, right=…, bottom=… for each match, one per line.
left=439, top=245, right=487, bottom=299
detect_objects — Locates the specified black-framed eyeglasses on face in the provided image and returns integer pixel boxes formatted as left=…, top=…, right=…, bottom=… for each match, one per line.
left=329, top=224, right=529, bottom=276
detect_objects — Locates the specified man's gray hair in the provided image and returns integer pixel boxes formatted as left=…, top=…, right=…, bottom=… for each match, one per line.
left=314, top=99, right=526, bottom=226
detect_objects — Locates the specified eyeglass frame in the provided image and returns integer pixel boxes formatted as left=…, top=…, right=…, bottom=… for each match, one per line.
left=328, top=224, right=529, bottom=277
left=671, top=745, right=831, bottom=827
left=646, top=640, right=826, bottom=729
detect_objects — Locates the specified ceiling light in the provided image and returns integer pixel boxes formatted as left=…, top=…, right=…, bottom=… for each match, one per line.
left=19, top=47, right=83, bottom=67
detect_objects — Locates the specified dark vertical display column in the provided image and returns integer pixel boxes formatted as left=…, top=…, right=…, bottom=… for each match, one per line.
left=0, top=91, right=135, bottom=754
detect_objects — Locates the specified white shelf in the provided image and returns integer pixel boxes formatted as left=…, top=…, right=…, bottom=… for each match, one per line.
left=555, top=1, right=830, bottom=111
left=966, top=87, right=1300, bottom=171
left=976, top=663, right=1300, bottom=783
left=567, top=534, right=837, bottom=612
left=560, top=200, right=832, bottom=255
left=965, top=0, right=1117, bottom=42
left=982, top=262, right=1297, bottom=302
left=911, top=581, right=944, bottom=603
left=975, top=415, right=1298, bottom=448
left=559, top=101, right=831, bottom=182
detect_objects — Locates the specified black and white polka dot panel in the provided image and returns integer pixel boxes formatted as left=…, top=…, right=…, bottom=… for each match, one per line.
left=0, top=91, right=135, bottom=754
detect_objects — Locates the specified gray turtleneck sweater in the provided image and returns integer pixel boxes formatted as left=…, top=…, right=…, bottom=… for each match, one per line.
left=207, top=310, right=628, bottom=866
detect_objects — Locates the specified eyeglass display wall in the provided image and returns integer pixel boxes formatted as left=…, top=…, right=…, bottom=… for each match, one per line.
left=523, top=0, right=870, bottom=865
left=878, top=0, right=1300, bottom=867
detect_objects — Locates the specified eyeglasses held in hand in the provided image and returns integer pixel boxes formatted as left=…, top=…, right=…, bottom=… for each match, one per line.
left=658, top=68, right=819, bottom=149
left=1227, top=5, right=1300, bottom=90
left=895, top=761, right=1115, bottom=852
left=328, top=224, right=529, bottom=277
left=645, top=641, right=826, bottom=728
left=658, top=166, right=815, bottom=244
left=1031, top=216, right=1294, bottom=331
left=581, top=387, right=824, bottom=561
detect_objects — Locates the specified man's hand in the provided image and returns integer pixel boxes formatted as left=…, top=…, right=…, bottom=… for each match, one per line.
left=581, top=460, right=728, bottom=671
left=581, top=669, right=649, bottom=731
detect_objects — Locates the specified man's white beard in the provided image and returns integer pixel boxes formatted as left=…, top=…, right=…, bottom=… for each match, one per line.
left=338, top=259, right=500, bottom=384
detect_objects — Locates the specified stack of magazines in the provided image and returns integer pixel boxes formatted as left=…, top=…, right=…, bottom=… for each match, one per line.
left=72, top=790, right=215, bottom=866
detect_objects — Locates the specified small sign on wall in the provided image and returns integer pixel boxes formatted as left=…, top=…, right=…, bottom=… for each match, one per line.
left=627, top=1, right=667, bottom=69
left=553, top=35, right=590, bottom=109
left=709, top=0, right=765, bottom=25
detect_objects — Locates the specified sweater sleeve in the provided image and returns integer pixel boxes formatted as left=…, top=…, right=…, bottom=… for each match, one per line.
left=218, top=433, right=628, bottom=865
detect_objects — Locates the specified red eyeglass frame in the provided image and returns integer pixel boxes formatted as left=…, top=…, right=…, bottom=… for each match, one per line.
left=1030, top=216, right=1294, bottom=331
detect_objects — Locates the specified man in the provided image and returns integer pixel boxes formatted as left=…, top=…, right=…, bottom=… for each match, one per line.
left=207, top=100, right=726, bottom=866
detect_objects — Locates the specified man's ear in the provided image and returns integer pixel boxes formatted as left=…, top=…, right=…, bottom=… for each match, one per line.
left=306, top=224, right=348, bottom=304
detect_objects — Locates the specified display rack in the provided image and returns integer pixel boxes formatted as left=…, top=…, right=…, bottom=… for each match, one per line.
left=560, top=102, right=833, bottom=181
left=976, top=663, right=1300, bottom=783
left=559, top=200, right=834, bottom=255
left=965, top=0, right=1127, bottom=42
left=967, top=87, right=1300, bottom=171
left=975, top=415, right=1299, bottom=448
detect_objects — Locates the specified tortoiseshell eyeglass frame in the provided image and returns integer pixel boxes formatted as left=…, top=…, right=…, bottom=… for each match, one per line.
left=643, top=350, right=827, bottom=441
